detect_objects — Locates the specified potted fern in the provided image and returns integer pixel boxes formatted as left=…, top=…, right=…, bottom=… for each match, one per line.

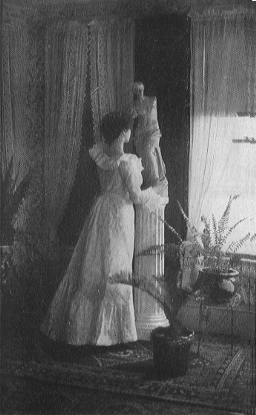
left=110, top=236, right=199, bottom=378
left=110, top=195, right=255, bottom=376
left=110, top=269, right=195, bottom=377
left=178, top=195, right=256, bottom=303
left=109, top=205, right=208, bottom=378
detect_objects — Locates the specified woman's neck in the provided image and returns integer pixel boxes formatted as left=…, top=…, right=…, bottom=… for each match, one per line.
left=135, top=94, right=144, bottom=102
left=105, top=141, right=124, bottom=157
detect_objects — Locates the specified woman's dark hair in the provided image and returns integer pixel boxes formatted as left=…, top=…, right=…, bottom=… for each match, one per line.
left=101, top=112, right=132, bottom=145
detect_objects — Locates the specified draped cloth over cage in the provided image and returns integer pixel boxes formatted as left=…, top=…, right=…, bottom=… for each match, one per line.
left=41, top=143, right=166, bottom=346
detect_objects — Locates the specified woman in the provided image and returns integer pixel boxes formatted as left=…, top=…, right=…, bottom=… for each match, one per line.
left=41, top=112, right=166, bottom=346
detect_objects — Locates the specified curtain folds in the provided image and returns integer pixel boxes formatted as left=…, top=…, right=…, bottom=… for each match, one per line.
left=189, top=12, right=256, bottom=256
left=2, top=20, right=47, bottom=259
left=2, top=22, right=28, bottom=179
left=89, top=19, right=135, bottom=142
left=44, top=21, right=89, bottom=249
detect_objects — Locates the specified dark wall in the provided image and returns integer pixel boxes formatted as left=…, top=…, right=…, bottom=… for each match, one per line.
left=135, top=14, right=190, bottom=241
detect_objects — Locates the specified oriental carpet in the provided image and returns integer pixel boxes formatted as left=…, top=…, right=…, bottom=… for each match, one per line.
left=1, top=329, right=255, bottom=414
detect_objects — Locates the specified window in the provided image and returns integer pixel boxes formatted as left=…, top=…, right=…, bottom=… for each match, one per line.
left=202, top=116, right=256, bottom=256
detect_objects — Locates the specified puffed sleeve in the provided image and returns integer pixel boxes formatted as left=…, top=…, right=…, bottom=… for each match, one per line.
left=119, top=156, right=167, bottom=212
left=89, top=143, right=119, bottom=170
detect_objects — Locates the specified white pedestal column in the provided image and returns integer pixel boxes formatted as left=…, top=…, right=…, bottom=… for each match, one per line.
left=134, top=202, right=169, bottom=340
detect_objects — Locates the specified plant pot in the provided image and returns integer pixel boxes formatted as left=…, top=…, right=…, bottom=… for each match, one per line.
left=151, top=325, right=194, bottom=378
left=198, top=268, right=239, bottom=303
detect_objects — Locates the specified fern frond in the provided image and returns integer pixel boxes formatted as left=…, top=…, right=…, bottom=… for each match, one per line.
left=201, top=215, right=212, bottom=249
left=137, top=245, right=165, bottom=257
left=182, top=238, right=204, bottom=257
left=110, top=272, right=167, bottom=317
left=227, top=233, right=251, bottom=253
left=151, top=274, right=165, bottom=286
left=201, top=215, right=210, bottom=232
left=177, top=200, right=200, bottom=238
left=250, top=233, right=256, bottom=243
left=227, top=241, right=236, bottom=252
left=162, top=243, right=180, bottom=258
left=137, top=243, right=180, bottom=261
left=156, top=215, right=183, bottom=243
left=218, top=195, right=240, bottom=234
left=221, top=218, right=247, bottom=247
left=212, top=214, right=219, bottom=246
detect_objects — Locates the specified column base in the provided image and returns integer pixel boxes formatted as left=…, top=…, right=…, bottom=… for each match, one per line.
left=135, top=290, right=169, bottom=341
left=136, top=317, right=170, bottom=341
left=134, top=203, right=169, bottom=341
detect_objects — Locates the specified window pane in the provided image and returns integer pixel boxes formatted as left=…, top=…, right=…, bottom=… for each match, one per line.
left=208, top=117, right=256, bottom=255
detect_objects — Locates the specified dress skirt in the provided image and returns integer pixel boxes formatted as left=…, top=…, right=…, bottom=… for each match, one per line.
left=41, top=192, right=137, bottom=346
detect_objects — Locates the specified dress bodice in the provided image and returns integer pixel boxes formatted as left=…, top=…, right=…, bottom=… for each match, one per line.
left=89, top=144, right=143, bottom=201
left=89, top=143, right=168, bottom=210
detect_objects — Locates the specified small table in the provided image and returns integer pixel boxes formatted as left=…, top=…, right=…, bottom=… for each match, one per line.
left=195, top=292, right=241, bottom=356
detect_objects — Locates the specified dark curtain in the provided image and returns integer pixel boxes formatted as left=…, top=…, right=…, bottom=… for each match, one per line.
left=58, top=19, right=134, bottom=247
left=135, top=14, right=190, bottom=241
left=57, top=64, right=100, bottom=246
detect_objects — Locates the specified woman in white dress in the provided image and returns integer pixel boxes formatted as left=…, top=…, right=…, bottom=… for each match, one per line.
left=41, top=112, right=165, bottom=347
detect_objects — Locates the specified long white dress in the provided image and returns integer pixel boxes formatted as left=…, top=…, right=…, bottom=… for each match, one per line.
left=41, top=144, right=163, bottom=346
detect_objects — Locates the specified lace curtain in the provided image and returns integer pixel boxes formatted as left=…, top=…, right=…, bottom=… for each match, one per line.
left=44, top=21, right=89, bottom=251
left=189, top=12, right=256, bottom=257
left=89, top=18, right=135, bottom=142
left=2, top=19, right=47, bottom=263
left=2, top=21, right=28, bottom=180
left=1, top=20, right=39, bottom=249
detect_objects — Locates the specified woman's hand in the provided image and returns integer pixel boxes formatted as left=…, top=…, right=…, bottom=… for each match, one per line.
left=152, top=177, right=168, bottom=196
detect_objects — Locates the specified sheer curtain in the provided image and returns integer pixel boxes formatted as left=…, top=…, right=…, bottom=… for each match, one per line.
left=189, top=12, right=256, bottom=256
left=89, top=18, right=134, bottom=143
left=1, top=20, right=36, bottom=244
left=2, top=21, right=28, bottom=180
left=44, top=22, right=89, bottom=253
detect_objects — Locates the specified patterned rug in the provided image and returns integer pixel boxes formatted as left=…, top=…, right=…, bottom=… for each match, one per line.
left=1, top=330, right=255, bottom=414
